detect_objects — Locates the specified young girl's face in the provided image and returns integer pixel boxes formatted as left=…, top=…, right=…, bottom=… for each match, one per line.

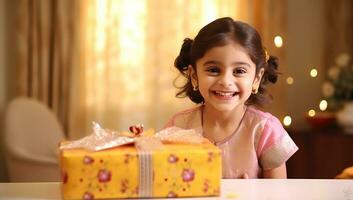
left=191, top=43, right=263, bottom=112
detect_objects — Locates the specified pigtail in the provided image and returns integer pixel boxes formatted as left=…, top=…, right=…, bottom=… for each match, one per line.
left=174, top=38, right=193, bottom=75
left=248, top=55, right=280, bottom=107
left=262, top=55, right=279, bottom=84
left=173, top=38, right=204, bottom=104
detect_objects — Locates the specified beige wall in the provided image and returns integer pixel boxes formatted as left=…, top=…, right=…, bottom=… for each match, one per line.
left=287, top=0, right=325, bottom=129
left=0, top=1, right=5, bottom=105
left=0, top=0, right=8, bottom=181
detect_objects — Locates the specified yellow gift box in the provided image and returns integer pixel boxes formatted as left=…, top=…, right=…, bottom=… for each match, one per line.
left=59, top=125, right=221, bottom=199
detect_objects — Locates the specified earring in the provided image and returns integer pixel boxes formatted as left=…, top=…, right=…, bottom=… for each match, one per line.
left=193, top=84, right=199, bottom=91
left=252, top=87, right=258, bottom=94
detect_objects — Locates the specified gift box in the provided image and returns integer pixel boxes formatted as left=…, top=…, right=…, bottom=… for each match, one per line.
left=59, top=124, right=221, bottom=199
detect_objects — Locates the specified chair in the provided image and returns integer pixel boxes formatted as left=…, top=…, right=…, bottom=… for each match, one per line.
left=4, top=97, right=66, bottom=182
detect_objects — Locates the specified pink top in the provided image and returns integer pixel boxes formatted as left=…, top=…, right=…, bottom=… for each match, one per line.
left=164, top=105, right=298, bottom=178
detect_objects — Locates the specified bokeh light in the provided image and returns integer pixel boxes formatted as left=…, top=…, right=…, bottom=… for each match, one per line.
left=308, top=109, right=316, bottom=117
left=283, top=115, right=292, bottom=126
left=310, top=69, right=318, bottom=77
left=274, top=35, right=283, bottom=48
left=319, top=100, right=328, bottom=111
left=286, top=76, right=294, bottom=85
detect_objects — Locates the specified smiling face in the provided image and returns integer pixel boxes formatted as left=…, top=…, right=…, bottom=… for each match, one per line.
left=190, top=43, right=264, bottom=112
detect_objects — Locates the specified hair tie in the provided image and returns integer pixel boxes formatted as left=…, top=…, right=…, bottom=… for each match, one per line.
left=264, top=48, right=270, bottom=62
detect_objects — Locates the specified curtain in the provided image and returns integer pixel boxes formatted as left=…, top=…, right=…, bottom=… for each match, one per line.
left=12, top=0, right=283, bottom=139
left=69, top=0, right=256, bottom=139
left=14, top=0, right=79, bottom=135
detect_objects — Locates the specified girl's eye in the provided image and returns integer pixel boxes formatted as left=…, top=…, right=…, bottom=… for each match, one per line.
left=233, top=68, right=247, bottom=75
left=206, top=67, right=220, bottom=74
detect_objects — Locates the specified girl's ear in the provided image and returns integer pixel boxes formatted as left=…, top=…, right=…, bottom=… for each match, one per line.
left=188, top=65, right=198, bottom=87
left=252, top=68, right=264, bottom=94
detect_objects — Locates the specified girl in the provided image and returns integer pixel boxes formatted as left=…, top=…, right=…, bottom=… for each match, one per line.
left=164, top=17, right=298, bottom=179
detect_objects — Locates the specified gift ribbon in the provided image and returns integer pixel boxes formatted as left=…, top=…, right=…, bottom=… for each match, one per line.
left=138, top=149, right=152, bottom=197
left=135, top=136, right=163, bottom=197
left=60, top=122, right=204, bottom=197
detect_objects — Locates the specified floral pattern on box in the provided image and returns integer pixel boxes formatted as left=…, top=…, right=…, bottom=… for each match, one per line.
left=60, top=142, right=221, bottom=199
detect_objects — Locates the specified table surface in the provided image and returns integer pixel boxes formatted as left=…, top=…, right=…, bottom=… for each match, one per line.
left=0, top=179, right=353, bottom=200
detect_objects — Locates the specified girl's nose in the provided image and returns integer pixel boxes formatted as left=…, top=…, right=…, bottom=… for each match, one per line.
left=218, top=72, right=233, bottom=87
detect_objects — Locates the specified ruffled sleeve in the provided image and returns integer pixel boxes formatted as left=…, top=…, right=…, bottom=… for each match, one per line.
left=256, top=115, right=298, bottom=170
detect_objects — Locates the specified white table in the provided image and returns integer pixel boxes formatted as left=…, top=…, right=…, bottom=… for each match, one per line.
left=0, top=179, right=353, bottom=200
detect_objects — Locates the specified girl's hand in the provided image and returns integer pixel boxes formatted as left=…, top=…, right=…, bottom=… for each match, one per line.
left=240, top=173, right=249, bottom=179
left=263, top=163, right=287, bottom=178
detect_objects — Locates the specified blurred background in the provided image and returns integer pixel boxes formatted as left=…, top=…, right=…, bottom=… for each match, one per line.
left=0, top=0, right=352, bottom=182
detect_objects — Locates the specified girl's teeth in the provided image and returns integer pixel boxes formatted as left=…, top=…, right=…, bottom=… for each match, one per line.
left=215, top=91, right=234, bottom=96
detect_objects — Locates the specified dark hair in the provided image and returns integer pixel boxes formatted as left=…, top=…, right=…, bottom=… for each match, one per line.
left=174, top=17, right=279, bottom=107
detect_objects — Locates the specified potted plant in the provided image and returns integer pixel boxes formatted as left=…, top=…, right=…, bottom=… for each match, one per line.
left=322, top=53, right=353, bottom=133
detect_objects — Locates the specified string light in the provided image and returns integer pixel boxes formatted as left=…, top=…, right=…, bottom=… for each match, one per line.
left=310, top=69, right=318, bottom=77
left=308, top=109, right=316, bottom=117
left=319, top=100, right=328, bottom=111
left=274, top=35, right=283, bottom=48
left=286, top=76, right=294, bottom=85
left=283, top=116, right=292, bottom=127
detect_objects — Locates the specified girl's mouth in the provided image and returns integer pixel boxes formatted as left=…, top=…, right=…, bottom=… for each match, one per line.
left=212, top=91, right=239, bottom=99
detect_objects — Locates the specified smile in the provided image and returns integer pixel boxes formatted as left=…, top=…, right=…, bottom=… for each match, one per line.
left=212, top=91, right=239, bottom=98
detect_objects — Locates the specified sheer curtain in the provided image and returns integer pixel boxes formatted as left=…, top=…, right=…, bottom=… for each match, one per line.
left=14, top=0, right=80, bottom=135
left=69, top=0, right=260, bottom=139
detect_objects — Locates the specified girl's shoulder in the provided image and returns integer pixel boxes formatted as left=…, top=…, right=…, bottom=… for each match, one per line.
left=245, top=106, right=281, bottom=125
left=163, top=106, right=202, bottom=129
left=173, top=106, right=201, bottom=116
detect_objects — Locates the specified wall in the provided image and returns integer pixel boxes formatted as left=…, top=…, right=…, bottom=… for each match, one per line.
left=0, top=0, right=8, bottom=181
left=287, top=0, right=325, bottom=129
left=0, top=1, right=5, bottom=103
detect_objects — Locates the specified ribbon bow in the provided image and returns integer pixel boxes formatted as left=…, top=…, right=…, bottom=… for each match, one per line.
left=60, top=122, right=204, bottom=151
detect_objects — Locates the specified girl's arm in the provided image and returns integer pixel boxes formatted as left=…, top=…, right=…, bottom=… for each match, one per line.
left=263, top=163, right=287, bottom=178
